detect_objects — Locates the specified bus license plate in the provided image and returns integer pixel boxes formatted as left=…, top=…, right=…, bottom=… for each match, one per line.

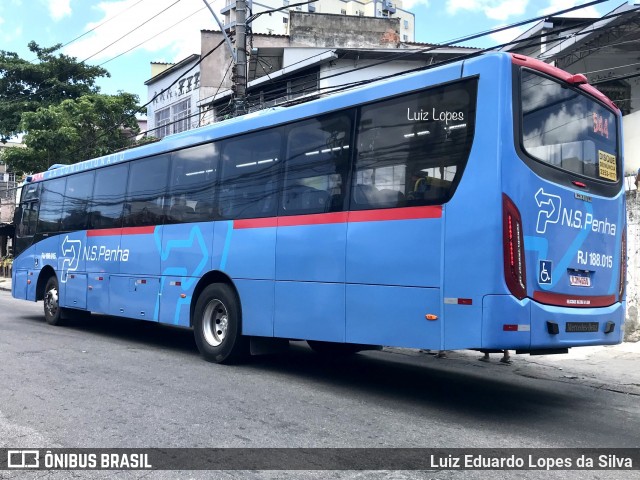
left=566, top=322, right=599, bottom=333
left=569, top=274, right=591, bottom=287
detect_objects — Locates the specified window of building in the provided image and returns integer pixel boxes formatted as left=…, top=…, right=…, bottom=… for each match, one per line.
left=283, top=17, right=288, bottom=23
left=154, top=107, right=171, bottom=139
left=404, top=19, right=409, bottom=29
left=172, top=98, right=191, bottom=134
left=341, top=8, right=347, bottom=14
left=403, top=34, right=408, bottom=42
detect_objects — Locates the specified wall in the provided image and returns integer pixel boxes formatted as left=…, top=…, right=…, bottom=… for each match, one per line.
left=623, top=110, right=640, bottom=176
left=290, top=12, right=401, bottom=48
left=626, top=189, right=640, bottom=341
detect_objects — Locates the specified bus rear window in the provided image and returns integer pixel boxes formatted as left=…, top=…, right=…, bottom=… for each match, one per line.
left=520, top=70, right=618, bottom=182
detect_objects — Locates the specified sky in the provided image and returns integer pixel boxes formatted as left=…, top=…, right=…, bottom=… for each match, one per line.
left=0, top=0, right=630, bottom=113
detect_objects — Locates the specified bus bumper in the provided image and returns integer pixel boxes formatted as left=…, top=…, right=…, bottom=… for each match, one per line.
left=482, top=295, right=625, bottom=350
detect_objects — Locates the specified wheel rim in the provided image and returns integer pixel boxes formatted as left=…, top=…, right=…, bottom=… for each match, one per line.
left=45, top=285, right=59, bottom=319
left=202, top=299, right=229, bottom=347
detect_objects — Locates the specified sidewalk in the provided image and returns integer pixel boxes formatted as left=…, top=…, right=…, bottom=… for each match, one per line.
left=388, top=342, right=640, bottom=396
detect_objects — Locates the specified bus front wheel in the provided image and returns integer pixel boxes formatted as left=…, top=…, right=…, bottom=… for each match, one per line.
left=43, top=276, right=63, bottom=325
left=193, top=284, right=249, bottom=364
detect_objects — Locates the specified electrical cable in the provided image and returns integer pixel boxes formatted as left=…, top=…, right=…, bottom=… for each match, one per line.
left=81, top=0, right=183, bottom=63
left=99, top=5, right=207, bottom=67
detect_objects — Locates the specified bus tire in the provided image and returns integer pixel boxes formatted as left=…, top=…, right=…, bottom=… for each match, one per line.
left=193, top=283, right=249, bottom=364
left=43, top=275, right=64, bottom=326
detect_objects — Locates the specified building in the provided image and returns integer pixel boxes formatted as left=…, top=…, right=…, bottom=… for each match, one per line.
left=145, top=12, right=477, bottom=134
left=145, top=54, right=201, bottom=139
left=0, top=141, right=22, bottom=257
left=222, top=0, right=415, bottom=42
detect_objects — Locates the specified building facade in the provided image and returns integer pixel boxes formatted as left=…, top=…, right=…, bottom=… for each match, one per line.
left=144, top=54, right=201, bottom=139
left=222, top=0, right=415, bottom=42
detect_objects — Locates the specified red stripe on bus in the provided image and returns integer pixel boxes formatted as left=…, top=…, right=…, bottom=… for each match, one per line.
left=233, top=206, right=442, bottom=229
left=86, top=226, right=156, bottom=237
left=233, top=217, right=279, bottom=229
left=349, top=206, right=442, bottom=223
left=533, top=291, right=617, bottom=308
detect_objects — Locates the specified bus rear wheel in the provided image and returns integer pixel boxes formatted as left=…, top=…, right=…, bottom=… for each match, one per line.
left=193, top=284, right=249, bottom=364
left=43, top=276, right=64, bottom=325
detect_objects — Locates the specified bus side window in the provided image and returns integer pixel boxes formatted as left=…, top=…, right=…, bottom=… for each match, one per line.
left=219, top=129, right=282, bottom=220
left=167, top=143, right=218, bottom=224
left=352, top=79, right=477, bottom=210
left=89, top=164, right=128, bottom=230
left=37, top=178, right=66, bottom=234
left=61, top=171, right=95, bottom=231
left=123, top=155, right=170, bottom=227
left=281, top=112, right=352, bottom=215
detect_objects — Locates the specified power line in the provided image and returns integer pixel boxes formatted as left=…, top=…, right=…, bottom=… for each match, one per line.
left=81, top=0, right=183, bottom=63
left=61, top=0, right=150, bottom=52
left=99, top=5, right=207, bottom=67
left=237, top=0, right=613, bottom=99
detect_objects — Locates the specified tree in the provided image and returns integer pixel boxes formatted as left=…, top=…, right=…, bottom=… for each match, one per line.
left=0, top=42, right=109, bottom=142
left=3, top=92, right=142, bottom=175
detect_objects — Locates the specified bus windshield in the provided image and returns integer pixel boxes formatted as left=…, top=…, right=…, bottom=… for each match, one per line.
left=520, top=69, right=619, bottom=182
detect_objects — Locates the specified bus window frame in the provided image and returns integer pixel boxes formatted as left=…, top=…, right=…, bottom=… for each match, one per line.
left=512, top=66, right=623, bottom=198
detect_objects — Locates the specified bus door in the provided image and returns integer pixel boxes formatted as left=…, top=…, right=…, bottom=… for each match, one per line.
left=13, top=181, right=40, bottom=300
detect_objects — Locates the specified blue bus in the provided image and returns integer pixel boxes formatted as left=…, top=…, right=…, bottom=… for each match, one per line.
left=12, top=52, right=626, bottom=363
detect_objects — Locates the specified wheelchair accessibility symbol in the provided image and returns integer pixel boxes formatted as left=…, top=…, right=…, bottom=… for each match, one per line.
left=539, top=260, right=552, bottom=285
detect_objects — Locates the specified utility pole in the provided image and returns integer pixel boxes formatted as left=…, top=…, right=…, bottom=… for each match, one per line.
left=201, top=0, right=248, bottom=117
left=233, top=0, right=248, bottom=116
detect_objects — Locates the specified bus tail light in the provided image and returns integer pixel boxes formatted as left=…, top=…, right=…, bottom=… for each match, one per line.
left=502, top=193, right=527, bottom=300
left=619, top=227, right=627, bottom=301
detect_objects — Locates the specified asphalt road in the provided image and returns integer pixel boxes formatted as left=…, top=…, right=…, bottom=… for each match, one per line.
left=0, top=290, right=638, bottom=480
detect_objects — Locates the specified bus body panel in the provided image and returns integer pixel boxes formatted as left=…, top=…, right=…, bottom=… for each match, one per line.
left=109, top=275, right=160, bottom=320
left=62, top=273, right=87, bottom=309
left=504, top=165, right=624, bottom=302
left=277, top=222, right=347, bottom=283
left=215, top=221, right=276, bottom=280
left=158, top=222, right=214, bottom=327
left=274, top=281, right=345, bottom=342
left=529, top=300, right=624, bottom=348
left=345, top=214, right=442, bottom=287
left=482, top=295, right=531, bottom=350
left=13, top=269, right=28, bottom=300
left=439, top=54, right=510, bottom=350
left=345, top=284, right=441, bottom=349
left=87, top=273, right=109, bottom=313
left=84, top=230, right=122, bottom=275
left=236, top=279, right=275, bottom=337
